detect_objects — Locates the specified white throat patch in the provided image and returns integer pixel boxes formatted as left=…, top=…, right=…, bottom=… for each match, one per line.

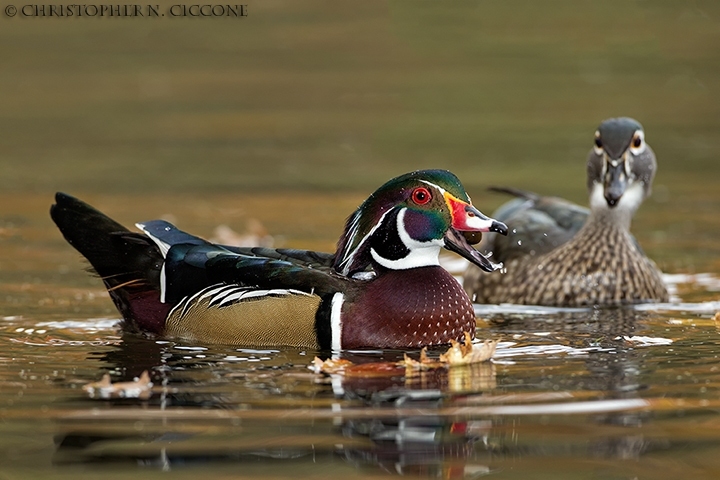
left=370, top=208, right=442, bottom=270
left=590, top=181, right=645, bottom=212
left=589, top=181, right=645, bottom=228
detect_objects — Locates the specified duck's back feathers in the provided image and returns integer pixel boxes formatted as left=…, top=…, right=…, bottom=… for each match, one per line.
left=51, top=194, right=350, bottom=342
left=481, top=187, right=589, bottom=262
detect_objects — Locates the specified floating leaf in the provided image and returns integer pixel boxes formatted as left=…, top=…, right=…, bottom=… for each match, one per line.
left=82, top=371, right=153, bottom=399
left=311, top=357, right=354, bottom=374
left=439, top=333, right=497, bottom=365
left=312, top=332, right=496, bottom=378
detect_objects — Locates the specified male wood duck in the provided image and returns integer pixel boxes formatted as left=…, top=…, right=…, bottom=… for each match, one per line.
left=51, top=170, right=508, bottom=349
left=463, top=117, right=669, bottom=306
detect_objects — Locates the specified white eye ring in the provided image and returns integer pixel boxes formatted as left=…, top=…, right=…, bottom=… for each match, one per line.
left=593, top=131, right=603, bottom=156
left=629, top=130, right=646, bottom=155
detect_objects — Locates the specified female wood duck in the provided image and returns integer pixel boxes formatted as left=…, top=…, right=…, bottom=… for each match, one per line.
left=51, top=170, right=508, bottom=349
left=463, top=117, right=669, bottom=306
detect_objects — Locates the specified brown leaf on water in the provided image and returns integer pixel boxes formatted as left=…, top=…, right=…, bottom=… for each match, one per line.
left=312, top=357, right=404, bottom=377
left=400, top=347, right=445, bottom=370
left=344, top=362, right=406, bottom=378
left=312, top=332, right=496, bottom=378
left=439, top=332, right=497, bottom=366
left=82, top=370, right=153, bottom=400
left=311, top=357, right=354, bottom=374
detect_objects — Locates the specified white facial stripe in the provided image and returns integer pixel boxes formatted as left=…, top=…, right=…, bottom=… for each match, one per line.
left=370, top=208, right=442, bottom=270
left=330, top=292, right=343, bottom=351
left=337, top=209, right=392, bottom=276
left=418, top=179, right=474, bottom=204
left=418, top=179, right=445, bottom=195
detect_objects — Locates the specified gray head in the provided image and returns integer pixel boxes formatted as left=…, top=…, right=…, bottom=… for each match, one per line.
left=586, top=117, right=657, bottom=215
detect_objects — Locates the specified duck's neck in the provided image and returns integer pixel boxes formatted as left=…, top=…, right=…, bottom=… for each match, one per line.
left=587, top=207, right=633, bottom=232
left=587, top=182, right=642, bottom=232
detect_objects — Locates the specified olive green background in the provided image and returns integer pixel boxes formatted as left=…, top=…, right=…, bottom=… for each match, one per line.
left=3, top=0, right=719, bottom=273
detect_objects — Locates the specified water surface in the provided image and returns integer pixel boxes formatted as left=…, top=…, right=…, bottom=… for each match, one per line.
left=2, top=192, right=720, bottom=479
left=2, top=1, right=720, bottom=478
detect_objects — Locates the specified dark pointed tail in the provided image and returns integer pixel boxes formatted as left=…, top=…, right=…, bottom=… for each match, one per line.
left=50, top=193, right=170, bottom=333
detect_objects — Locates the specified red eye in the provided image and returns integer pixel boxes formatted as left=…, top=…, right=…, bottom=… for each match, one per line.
left=411, top=187, right=432, bottom=205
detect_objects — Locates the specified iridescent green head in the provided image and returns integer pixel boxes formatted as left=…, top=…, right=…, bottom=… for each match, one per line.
left=333, top=169, right=507, bottom=276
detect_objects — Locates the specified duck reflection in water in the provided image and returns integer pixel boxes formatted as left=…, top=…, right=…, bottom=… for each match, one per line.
left=53, top=305, right=662, bottom=475
left=55, top=336, right=499, bottom=476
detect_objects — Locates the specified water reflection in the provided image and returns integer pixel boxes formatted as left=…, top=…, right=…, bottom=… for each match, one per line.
left=488, top=307, right=661, bottom=464
left=49, top=306, right=690, bottom=475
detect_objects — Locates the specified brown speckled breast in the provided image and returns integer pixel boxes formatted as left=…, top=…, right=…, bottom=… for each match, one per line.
left=341, top=266, right=476, bottom=349
left=465, top=218, right=669, bottom=306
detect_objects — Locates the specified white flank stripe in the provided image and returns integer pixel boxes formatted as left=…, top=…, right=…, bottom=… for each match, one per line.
left=169, top=285, right=315, bottom=320
left=199, top=285, right=234, bottom=302
left=160, top=263, right=167, bottom=303
left=136, top=223, right=171, bottom=257
left=217, top=290, right=255, bottom=306
left=136, top=222, right=173, bottom=303
left=171, top=283, right=227, bottom=319
left=215, top=287, right=313, bottom=307
left=330, top=292, right=344, bottom=351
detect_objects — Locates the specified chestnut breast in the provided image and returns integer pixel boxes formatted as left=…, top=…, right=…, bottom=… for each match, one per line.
left=341, top=266, right=476, bottom=349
